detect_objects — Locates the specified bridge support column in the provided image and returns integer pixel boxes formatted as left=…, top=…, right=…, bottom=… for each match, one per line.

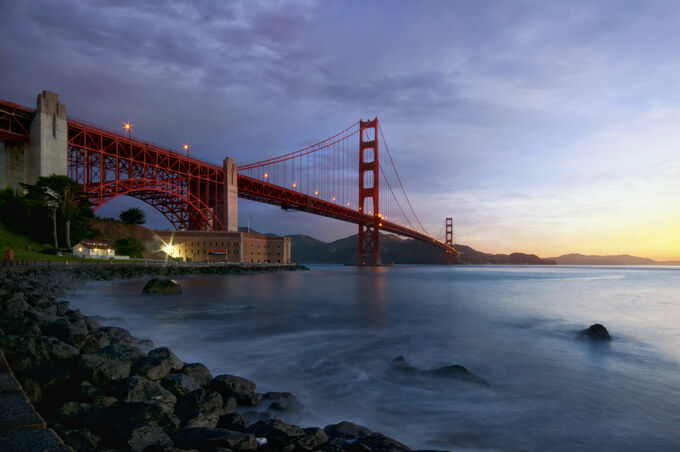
left=26, top=91, right=67, bottom=185
left=445, top=217, right=454, bottom=265
left=223, top=157, right=239, bottom=232
left=358, top=118, right=381, bottom=265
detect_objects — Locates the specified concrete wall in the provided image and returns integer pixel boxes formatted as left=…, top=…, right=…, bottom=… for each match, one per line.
left=0, top=91, right=67, bottom=190
left=0, top=142, right=28, bottom=190
left=223, top=157, right=238, bottom=232
left=26, top=91, right=67, bottom=185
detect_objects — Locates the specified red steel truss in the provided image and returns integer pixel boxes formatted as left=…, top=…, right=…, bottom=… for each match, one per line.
left=0, top=99, right=33, bottom=143
left=67, top=119, right=224, bottom=231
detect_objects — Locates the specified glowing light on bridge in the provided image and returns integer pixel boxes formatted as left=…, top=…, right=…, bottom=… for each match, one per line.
left=264, top=173, right=269, bottom=179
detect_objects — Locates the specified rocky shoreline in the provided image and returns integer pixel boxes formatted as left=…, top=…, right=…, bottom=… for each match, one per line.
left=0, top=265, right=441, bottom=452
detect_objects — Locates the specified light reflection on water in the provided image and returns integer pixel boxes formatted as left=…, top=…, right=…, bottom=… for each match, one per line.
left=70, top=265, right=680, bottom=451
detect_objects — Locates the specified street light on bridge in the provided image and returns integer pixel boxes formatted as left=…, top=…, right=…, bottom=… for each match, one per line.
left=122, top=121, right=133, bottom=139
left=183, top=143, right=190, bottom=156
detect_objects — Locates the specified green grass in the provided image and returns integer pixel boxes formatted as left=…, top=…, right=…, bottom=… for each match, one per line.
left=0, top=221, right=145, bottom=263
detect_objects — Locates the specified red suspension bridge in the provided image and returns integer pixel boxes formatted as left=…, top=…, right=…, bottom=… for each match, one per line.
left=0, top=93, right=456, bottom=264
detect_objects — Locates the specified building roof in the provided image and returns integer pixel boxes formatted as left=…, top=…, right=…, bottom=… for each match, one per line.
left=74, top=240, right=112, bottom=250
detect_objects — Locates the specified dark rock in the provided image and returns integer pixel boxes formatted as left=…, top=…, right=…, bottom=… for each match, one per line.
left=127, top=424, right=174, bottom=451
left=132, top=347, right=183, bottom=381
left=92, top=402, right=181, bottom=441
left=58, top=401, right=97, bottom=427
left=353, top=432, right=411, bottom=452
left=324, top=421, right=373, bottom=440
left=0, top=334, right=79, bottom=374
left=580, top=323, right=612, bottom=341
left=175, top=388, right=223, bottom=428
left=100, top=326, right=138, bottom=347
left=266, top=392, right=303, bottom=416
left=217, top=412, right=248, bottom=432
left=2, top=292, right=29, bottom=312
left=318, top=437, right=352, bottom=452
left=61, top=428, right=103, bottom=452
left=303, top=427, right=329, bottom=448
left=112, top=376, right=178, bottom=414
left=79, top=330, right=110, bottom=354
left=54, top=300, right=70, bottom=316
left=161, top=372, right=201, bottom=398
left=246, top=418, right=305, bottom=449
left=172, top=427, right=257, bottom=450
left=391, top=356, right=418, bottom=374
left=137, top=338, right=155, bottom=352
left=222, top=396, right=238, bottom=413
left=143, top=278, right=182, bottom=294
left=96, top=342, right=145, bottom=361
left=75, top=354, right=131, bottom=386
left=209, top=374, right=256, bottom=405
left=393, top=356, right=490, bottom=387
left=293, top=427, right=330, bottom=451
left=42, top=317, right=90, bottom=348
left=426, top=365, right=490, bottom=387
left=181, top=362, right=213, bottom=387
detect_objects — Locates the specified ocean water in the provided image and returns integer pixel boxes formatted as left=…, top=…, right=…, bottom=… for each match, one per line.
left=68, top=265, right=680, bottom=451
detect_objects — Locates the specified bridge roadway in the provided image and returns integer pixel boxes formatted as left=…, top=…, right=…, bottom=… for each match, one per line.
left=0, top=98, right=455, bottom=254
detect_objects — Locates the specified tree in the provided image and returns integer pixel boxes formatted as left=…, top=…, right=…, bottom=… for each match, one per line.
left=28, top=176, right=92, bottom=249
left=120, top=207, right=146, bottom=225
left=114, top=237, right=145, bottom=258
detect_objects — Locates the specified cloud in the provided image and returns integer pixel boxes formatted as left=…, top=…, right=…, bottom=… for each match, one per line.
left=2, top=0, right=680, bottom=257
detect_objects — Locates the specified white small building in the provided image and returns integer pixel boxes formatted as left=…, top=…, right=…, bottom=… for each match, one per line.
left=72, top=240, right=115, bottom=259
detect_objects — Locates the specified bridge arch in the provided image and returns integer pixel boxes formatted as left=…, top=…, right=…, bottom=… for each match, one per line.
left=87, top=178, right=223, bottom=231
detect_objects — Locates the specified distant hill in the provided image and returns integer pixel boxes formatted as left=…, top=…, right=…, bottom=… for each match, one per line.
left=288, top=233, right=556, bottom=265
left=549, top=253, right=680, bottom=266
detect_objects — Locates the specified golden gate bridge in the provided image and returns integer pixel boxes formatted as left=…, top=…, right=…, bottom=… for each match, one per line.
left=0, top=92, right=456, bottom=264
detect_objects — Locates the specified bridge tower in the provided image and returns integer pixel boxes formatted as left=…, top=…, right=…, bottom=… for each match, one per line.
left=445, top=217, right=454, bottom=264
left=358, top=118, right=381, bottom=265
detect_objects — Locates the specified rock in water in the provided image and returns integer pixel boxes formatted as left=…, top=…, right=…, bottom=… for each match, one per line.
left=142, top=278, right=182, bottom=294
left=580, top=323, right=612, bottom=341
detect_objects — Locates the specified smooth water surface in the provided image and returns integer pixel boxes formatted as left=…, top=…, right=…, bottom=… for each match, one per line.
left=69, top=265, right=680, bottom=451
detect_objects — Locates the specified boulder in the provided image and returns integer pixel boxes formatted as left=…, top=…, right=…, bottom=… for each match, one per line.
left=61, top=429, right=103, bottom=452
left=217, top=412, right=249, bottom=432
left=143, top=278, right=182, bottom=294
left=180, top=362, right=213, bottom=387
left=175, top=388, right=223, bottom=428
left=112, top=376, right=178, bottom=414
left=0, top=334, right=79, bottom=374
left=133, top=347, right=183, bottom=381
left=79, top=330, right=110, bottom=354
left=127, top=424, right=174, bottom=451
left=392, top=356, right=490, bottom=387
left=99, top=326, right=138, bottom=347
left=246, top=418, right=305, bottom=449
left=303, top=427, right=329, bottom=449
left=75, top=354, right=132, bottom=386
left=97, top=342, right=145, bottom=361
left=265, top=392, right=303, bottom=416
left=426, top=365, right=490, bottom=387
left=580, top=323, right=611, bottom=341
left=209, top=374, right=256, bottom=405
left=92, top=402, right=181, bottom=442
left=353, top=432, right=411, bottom=452
left=171, top=427, right=258, bottom=450
left=161, top=372, right=201, bottom=398
left=324, top=421, right=373, bottom=440
left=41, top=317, right=90, bottom=348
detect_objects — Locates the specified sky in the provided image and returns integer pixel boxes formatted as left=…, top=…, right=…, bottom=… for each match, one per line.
left=1, top=0, right=679, bottom=259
